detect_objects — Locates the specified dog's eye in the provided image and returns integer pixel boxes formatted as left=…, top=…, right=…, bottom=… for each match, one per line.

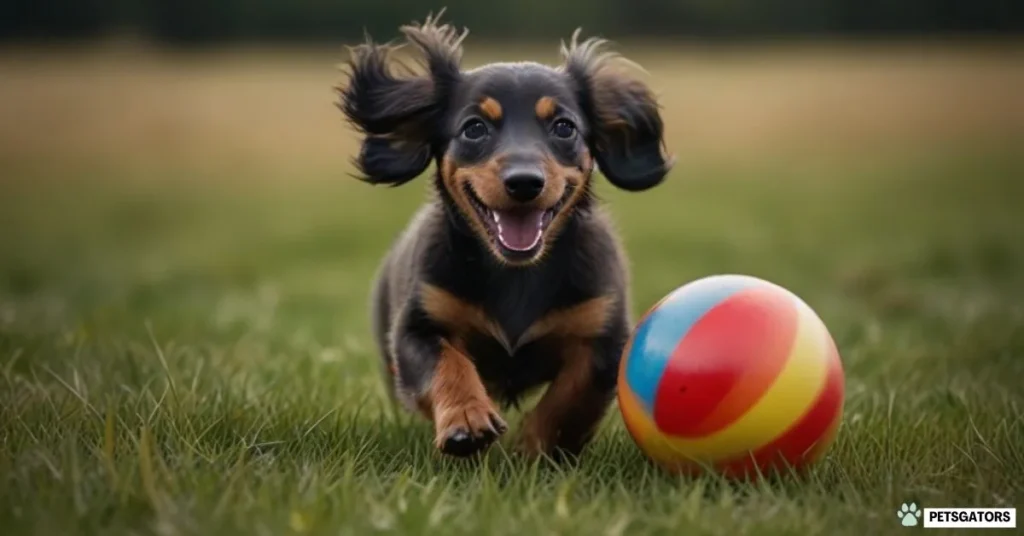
left=552, top=119, right=577, bottom=139
left=461, top=120, right=488, bottom=141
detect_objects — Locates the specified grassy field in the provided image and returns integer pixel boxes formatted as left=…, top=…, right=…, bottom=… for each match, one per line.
left=1, top=42, right=1023, bottom=535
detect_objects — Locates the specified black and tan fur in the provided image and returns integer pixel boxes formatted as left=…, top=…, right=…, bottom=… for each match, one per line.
left=337, top=12, right=672, bottom=459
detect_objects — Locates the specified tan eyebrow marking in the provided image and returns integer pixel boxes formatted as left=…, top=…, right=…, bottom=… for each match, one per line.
left=479, top=97, right=503, bottom=121
left=535, top=96, right=556, bottom=120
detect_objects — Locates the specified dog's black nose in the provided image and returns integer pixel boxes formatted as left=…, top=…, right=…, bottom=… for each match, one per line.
left=503, top=172, right=545, bottom=202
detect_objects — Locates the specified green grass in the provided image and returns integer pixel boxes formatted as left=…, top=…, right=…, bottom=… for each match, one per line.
left=2, top=144, right=1024, bottom=536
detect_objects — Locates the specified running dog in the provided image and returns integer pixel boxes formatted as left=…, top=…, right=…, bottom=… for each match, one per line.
left=337, top=12, right=672, bottom=459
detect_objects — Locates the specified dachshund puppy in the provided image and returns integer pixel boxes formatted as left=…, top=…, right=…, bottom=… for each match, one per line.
left=338, top=13, right=671, bottom=459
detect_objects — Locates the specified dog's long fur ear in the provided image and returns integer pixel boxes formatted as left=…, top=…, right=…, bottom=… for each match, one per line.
left=338, top=12, right=467, bottom=186
left=560, top=31, right=672, bottom=192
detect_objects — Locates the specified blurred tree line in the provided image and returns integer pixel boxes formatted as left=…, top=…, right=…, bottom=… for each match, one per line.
left=2, top=0, right=1021, bottom=43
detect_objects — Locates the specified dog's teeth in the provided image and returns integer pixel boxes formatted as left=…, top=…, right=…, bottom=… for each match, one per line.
left=492, top=212, right=500, bottom=223
left=526, top=230, right=542, bottom=250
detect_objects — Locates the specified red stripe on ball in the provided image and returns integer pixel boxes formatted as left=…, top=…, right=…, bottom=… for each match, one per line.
left=653, top=286, right=799, bottom=437
left=715, top=336, right=845, bottom=478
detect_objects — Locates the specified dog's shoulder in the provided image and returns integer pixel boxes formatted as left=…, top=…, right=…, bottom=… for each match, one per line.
left=376, top=200, right=448, bottom=307
left=568, top=205, right=631, bottom=288
left=563, top=205, right=634, bottom=329
left=389, top=201, right=447, bottom=262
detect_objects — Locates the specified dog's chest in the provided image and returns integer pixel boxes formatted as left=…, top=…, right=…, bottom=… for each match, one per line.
left=480, top=272, right=557, bottom=346
left=465, top=334, right=563, bottom=404
left=423, top=236, right=601, bottom=355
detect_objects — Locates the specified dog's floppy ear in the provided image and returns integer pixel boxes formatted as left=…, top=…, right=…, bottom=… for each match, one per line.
left=560, top=31, right=673, bottom=192
left=338, top=12, right=466, bottom=186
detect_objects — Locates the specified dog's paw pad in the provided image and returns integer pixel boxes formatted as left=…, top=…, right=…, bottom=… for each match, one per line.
left=435, top=402, right=506, bottom=457
left=441, top=428, right=478, bottom=456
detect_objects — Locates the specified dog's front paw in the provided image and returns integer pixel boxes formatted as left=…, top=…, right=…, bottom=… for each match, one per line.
left=434, top=399, right=508, bottom=457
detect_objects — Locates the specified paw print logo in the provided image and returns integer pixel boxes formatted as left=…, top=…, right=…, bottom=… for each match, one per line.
left=897, top=502, right=922, bottom=527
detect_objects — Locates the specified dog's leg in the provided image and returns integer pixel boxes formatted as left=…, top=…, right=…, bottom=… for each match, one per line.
left=424, top=339, right=508, bottom=455
left=391, top=316, right=508, bottom=457
left=518, top=336, right=621, bottom=459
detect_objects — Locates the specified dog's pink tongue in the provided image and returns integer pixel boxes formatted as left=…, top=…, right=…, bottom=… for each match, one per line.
left=495, top=210, right=544, bottom=251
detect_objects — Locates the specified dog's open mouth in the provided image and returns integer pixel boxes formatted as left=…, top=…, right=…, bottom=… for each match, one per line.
left=465, top=184, right=572, bottom=258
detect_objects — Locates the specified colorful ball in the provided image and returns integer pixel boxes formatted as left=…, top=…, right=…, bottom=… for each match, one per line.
left=617, top=274, right=845, bottom=478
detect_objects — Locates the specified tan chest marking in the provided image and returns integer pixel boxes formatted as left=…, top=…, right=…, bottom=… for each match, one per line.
left=419, top=283, right=615, bottom=353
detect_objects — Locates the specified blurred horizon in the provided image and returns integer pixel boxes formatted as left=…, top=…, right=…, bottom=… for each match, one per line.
left=1, top=1, right=1021, bottom=187
left=3, top=1, right=1022, bottom=46
left=2, top=40, right=1021, bottom=186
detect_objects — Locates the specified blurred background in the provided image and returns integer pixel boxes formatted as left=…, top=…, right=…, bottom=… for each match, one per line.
left=1, top=0, right=1023, bottom=346
left=0, top=1, right=1022, bottom=332
left=1, top=0, right=1021, bottom=179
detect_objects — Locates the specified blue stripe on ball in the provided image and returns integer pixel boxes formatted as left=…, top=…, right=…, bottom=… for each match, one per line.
left=624, top=275, right=763, bottom=413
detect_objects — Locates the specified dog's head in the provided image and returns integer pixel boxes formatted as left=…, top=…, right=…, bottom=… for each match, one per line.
left=338, top=12, right=672, bottom=265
